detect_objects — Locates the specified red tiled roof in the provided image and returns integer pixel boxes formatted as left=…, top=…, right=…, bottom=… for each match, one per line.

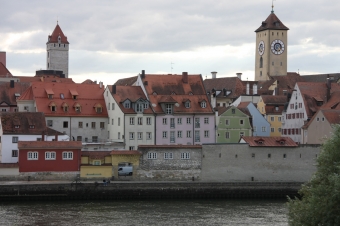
left=18, top=82, right=108, bottom=117
left=114, top=76, right=138, bottom=86
left=241, top=136, right=297, bottom=147
left=15, top=76, right=74, bottom=83
left=0, top=62, right=12, bottom=77
left=110, top=150, right=142, bottom=155
left=204, top=77, right=244, bottom=99
left=18, top=141, right=82, bottom=149
left=142, top=74, right=213, bottom=114
left=138, top=145, right=202, bottom=149
left=0, top=112, right=46, bottom=135
left=81, top=151, right=111, bottom=159
left=255, top=12, right=289, bottom=32
left=48, top=24, right=69, bottom=44
left=322, top=110, right=340, bottom=125
left=265, top=105, right=285, bottom=115
left=0, top=81, right=31, bottom=106
left=109, top=85, right=154, bottom=114
left=261, top=95, right=287, bottom=104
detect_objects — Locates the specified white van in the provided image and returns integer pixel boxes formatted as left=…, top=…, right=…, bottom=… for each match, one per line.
left=118, top=166, right=133, bottom=176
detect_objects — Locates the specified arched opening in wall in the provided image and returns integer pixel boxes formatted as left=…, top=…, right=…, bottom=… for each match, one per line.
left=118, top=162, right=133, bottom=180
left=260, top=57, right=263, bottom=68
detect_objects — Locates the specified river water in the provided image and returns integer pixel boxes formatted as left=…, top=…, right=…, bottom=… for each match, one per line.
left=0, top=199, right=288, bottom=225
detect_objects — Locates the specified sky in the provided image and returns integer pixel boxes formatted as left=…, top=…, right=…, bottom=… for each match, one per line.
left=1, top=0, right=340, bottom=85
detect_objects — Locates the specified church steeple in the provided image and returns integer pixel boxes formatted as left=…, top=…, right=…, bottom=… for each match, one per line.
left=46, top=23, right=69, bottom=78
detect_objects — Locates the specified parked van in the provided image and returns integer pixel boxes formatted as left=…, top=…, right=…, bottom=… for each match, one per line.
left=118, top=166, right=133, bottom=176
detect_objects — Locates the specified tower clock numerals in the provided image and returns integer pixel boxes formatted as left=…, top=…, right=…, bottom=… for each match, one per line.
left=258, top=41, right=265, bottom=55
left=271, top=39, right=285, bottom=55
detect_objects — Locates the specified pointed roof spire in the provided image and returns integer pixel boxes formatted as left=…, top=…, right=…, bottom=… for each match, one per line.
left=271, top=0, right=275, bottom=13
left=255, top=10, right=289, bottom=32
left=47, top=23, right=69, bottom=44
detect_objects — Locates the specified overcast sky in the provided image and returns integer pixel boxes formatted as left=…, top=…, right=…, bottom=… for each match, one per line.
left=1, top=0, right=340, bottom=85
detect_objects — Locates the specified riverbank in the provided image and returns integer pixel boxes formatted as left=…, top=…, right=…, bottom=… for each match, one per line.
left=0, top=181, right=302, bottom=201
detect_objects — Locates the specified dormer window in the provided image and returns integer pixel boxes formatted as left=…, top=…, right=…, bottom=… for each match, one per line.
left=58, top=36, right=61, bottom=43
left=153, top=92, right=157, bottom=96
left=48, top=94, right=53, bottom=99
left=165, top=104, right=173, bottom=114
left=62, top=103, right=68, bottom=112
left=14, top=93, right=20, bottom=99
left=171, top=92, right=176, bottom=95
left=124, top=101, right=131, bottom=109
left=70, top=90, right=79, bottom=100
left=201, top=101, right=206, bottom=108
left=94, top=103, right=102, bottom=113
left=144, top=103, right=148, bottom=109
left=74, top=103, right=81, bottom=113
left=29, top=125, right=35, bottom=129
left=255, top=138, right=265, bottom=144
left=185, top=101, right=190, bottom=108
left=189, top=92, right=193, bottom=95
left=14, top=125, right=20, bottom=129
left=49, top=102, right=57, bottom=112
left=136, top=103, right=143, bottom=113
left=225, top=90, right=231, bottom=96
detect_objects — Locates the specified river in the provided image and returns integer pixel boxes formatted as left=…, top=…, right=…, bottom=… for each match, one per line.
left=0, top=199, right=288, bottom=225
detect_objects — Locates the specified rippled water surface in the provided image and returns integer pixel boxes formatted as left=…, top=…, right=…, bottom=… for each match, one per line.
left=0, top=199, right=288, bottom=226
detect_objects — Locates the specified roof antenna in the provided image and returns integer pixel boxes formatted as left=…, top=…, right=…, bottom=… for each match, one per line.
left=271, top=0, right=275, bottom=13
left=171, top=61, right=174, bottom=74
left=57, top=16, right=59, bottom=24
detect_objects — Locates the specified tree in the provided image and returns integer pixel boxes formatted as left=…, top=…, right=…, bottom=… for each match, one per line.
left=287, top=125, right=340, bottom=225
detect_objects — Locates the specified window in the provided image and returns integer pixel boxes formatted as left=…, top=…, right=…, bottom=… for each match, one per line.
left=162, top=131, right=167, bottom=138
left=12, top=136, right=18, bottom=143
left=92, top=136, right=98, bottom=142
left=187, top=118, right=191, bottom=124
left=195, top=131, right=200, bottom=142
left=95, top=107, right=102, bottom=113
left=164, top=152, right=173, bottom=159
left=278, top=117, right=282, bottom=122
left=165, top=104, right=173, bottom=114
left=136, top=103, right=143, bottom=112
left=181, top=152, right=190, bottom=159
left=112, top=119, right=114, bottom=125
left=271, top=128, right=275, bottom=132
left=99, top=122, right=105, bottom=129
left=118, top=132, right=121, bottom=139
left=144, top=103, right=148, bottom=109
left=130, top=117, right=135, bottom=125
left=187, top=131, right=191, bottom=138
left=45, top=152, right=56, bottom=160
left=195, top=118, right=200, bottom=128
left=108, top=103, right=110, bottom=110
left=240, top=132, right=244, bottom=137
left=47, top=120, right=53, bottom=127
left=93, top=160, right=101, bottom=165
left=146, top=132, right=152, bottom=140
left=317, top=117, right=320, bottom=121
left=177, top=118, right=182, bottom=124
left=278, top=128, right=282, bottom=133
left=163, top=118, right=167, bottom=125
left=262, top=127, right=266, bottom=132
left=112, top=103, right=115, bottom=110
left=146, top=117, right=152, bottom=125
left=185, top=101, right=190, bottom=108
left=63, top=121, right=68, bottom=128
left=14, top=125, right=20, bottom=129
left=91, top=122, right=96, bottom=129
left=129, top=146, right=135, bottom=150
left=201, top=101, right=206, bottom=108
left=177, top=131, right=182, bottom=138
left=170, top=118, right=175, bottom=128
left=252, top=153, right=255, bottom=158
left=225, top=119, right=230, bottom=125
left=118, top=118, right=120, bottom=126
left=62, top=152, right=73, bottom=160
left=138, top=132, right=142, bottom=140
left=78, top=122, right=83, bottom=128
left=137, top=117, right=143, bottom=125
left=204, top=131, right=209, bottom=138
left=283, top=154, right=287, bottom=158
left=322, top=117, right=325, bottom=121
left=170, top=131, right=175, bottom=143
left=225, top=132, right=230, bottom=139
left=124, top=102, right=130, bottom=108
left=28, top=152, right=38, bottom=160
left=204, top=118, right=209, bottom=124
left=12, top=150, right=18, bottom=157
left=75, top=106, right=81, bottom=113
left=240, top=119, right=244, bottom=125
left=232, top=109, right=235, bottom=114
left=260, top=56, right=263, bottom=68
left=129, top=132, right=135, bottom=140
left=147, top=152, right=157, bottom=159
left=270, top=117, right=274, bottom=121
left=77, top=136, right=82, bottom=141
left=268, top=154, right=271, bottom=158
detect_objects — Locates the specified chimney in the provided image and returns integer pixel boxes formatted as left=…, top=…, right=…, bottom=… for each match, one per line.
left=327, top=77, right=331, bottom=101
left=41, top=131, right=45, bottom=141
left=99, top=81, right=103, bottom=89
left=182, top=72, right=188, bottom=83
left=55, top=133, right=58, bottom=141
left=246, top=82, right=249, bottom=95
left=236, top=73, right=242, bottom=80
left=0, top=52, right=6, bottom=67
left=112, top=85, right=116, bottom=94
left=253, top=83, right=257, bottom=95
left=211, top=71, right=217, bottom=79
left=10, top=80, right=14, bottom=88
left=141, top=70, right=145, bottom=79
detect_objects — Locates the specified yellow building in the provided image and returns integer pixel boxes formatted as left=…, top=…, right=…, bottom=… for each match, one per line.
left=257, top=95, right=286, bottom=136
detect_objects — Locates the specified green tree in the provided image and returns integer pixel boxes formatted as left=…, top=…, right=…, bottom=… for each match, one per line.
left=287, top=125, right=340, bottom=225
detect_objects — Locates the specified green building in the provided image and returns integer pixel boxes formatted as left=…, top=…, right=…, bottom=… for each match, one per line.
left=216, top=106, right=252, bottom=143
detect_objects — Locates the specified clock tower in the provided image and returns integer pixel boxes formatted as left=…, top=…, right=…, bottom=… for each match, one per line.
left=255, top=7, right=289, bottom=81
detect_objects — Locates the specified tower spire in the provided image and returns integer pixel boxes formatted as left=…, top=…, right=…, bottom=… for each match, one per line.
left=271, top=0, right=275, bottom=13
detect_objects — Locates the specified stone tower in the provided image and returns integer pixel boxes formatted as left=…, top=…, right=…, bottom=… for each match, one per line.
left=254, top=7, right=289, bottom=81
left=46, top=23, right=69, bottom=78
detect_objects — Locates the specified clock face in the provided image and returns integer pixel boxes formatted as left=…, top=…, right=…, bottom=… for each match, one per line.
left=258, top=41, right=265, bottom=55
left=271, top=39, right=285, bottom=55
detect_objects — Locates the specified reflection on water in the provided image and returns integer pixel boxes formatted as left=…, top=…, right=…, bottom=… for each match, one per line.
left=0, top=199, right=287, bottom=226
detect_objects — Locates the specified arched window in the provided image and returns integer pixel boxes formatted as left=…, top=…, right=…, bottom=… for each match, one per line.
left=260, top=57, right=263, bottom=68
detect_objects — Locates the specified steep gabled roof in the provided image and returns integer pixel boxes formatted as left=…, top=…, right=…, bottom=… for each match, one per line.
left=47, top=24, right=69, bottom=44
left=255, top=12, right=289, bottom=32
left=323, top=110, right=340, bottom=125
left=0, top=81, right=30, bottom=106
left=0, top=112, right=46, bottom=135
left=203, top=77, right=244, bottom=99
left=261, top=95, right=287, bottom=105
left=15, top=76, right=74, bottom=83
left=0, top=62, right=12, bottom=77
left=241, top=136, right=297, bottom=147
left=18, top=82, right=107, bottom=117
left=114, top=76, right=138, bottom=86
left=142, top=74, right=213, bottom=114
left=108, top=85, right=153, bottom=114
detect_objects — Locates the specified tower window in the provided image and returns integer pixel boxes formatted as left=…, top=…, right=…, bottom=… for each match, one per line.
left=54, top=44, right=55, bottom=47
left=48, top=63, right=49, bottom=68
left=260, top=71, right=262, bottom=76
left=260, top=57, right=263, bottom=68
left=272, top=62, right=274, bottom=66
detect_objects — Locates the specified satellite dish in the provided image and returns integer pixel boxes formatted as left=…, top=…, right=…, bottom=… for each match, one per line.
left=152, top=103, right=157, bottom=107
left=175, top=103, right=180, bottom=107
